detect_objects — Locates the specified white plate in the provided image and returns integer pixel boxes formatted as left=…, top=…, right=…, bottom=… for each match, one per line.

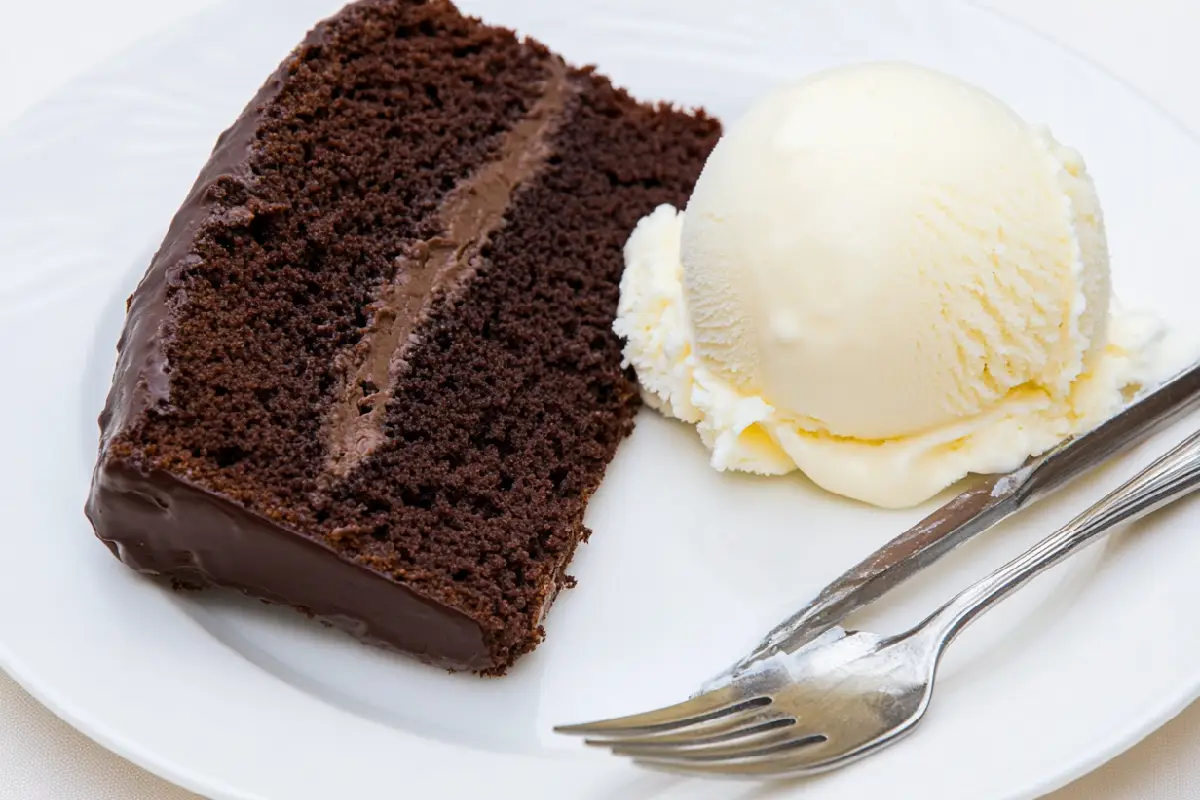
left=2, top=0, right=1199, bottom=797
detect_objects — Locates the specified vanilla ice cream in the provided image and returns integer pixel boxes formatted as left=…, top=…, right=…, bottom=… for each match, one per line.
left=615, top=62, right=1170, bottom=508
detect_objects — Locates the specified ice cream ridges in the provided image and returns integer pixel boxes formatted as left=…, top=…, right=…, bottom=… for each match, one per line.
left=615, top=62, right=1177, bottom=508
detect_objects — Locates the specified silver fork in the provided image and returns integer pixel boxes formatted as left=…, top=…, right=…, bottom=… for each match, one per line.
left=557, top=427, right=1200, bottom=778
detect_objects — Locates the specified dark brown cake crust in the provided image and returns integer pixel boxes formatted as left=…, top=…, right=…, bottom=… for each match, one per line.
left=86, top=0, right=719, bottom=672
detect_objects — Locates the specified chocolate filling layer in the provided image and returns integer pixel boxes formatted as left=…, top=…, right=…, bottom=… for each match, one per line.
left=327, top=60, right=575, bottom=475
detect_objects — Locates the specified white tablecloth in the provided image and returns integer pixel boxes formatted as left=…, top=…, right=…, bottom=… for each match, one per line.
left=4, top=1, right=1199, bottom=797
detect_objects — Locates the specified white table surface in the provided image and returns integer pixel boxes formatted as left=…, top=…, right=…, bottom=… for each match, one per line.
left=4, top=1, right=1200, bottom=797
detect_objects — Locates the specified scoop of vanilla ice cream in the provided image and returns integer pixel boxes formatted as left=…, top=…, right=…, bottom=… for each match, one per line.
left=683, top=63, right=1111, bottom=440
left=615, top=62, right=1167, bottom=508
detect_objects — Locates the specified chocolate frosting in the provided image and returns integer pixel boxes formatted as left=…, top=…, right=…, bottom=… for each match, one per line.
left=91, top=461, right=486, bottom=668
left=85, top=13, right=572, bottom=672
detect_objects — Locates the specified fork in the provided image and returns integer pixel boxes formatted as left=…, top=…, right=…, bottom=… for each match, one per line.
left=557, top=426, right=1200, bottom=778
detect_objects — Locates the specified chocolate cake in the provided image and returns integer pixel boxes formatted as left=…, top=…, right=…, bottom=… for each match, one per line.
left=85, top=0, right=719, bottom=673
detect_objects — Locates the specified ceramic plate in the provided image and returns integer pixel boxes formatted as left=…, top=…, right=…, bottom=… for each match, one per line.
left=2, top=0, right=1199, bottom=797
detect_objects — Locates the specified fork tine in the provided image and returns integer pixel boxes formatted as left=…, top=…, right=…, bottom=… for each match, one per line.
left=608, top=720, right=809, bottom=759
left=586, top=715, right=790, bottom=750
left=631, top=736, right=837, bottom=777
left=554, top=685, right=766, bottom=736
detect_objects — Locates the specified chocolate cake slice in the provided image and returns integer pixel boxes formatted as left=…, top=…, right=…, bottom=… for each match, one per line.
left=85, top=0, right=719, bottom=673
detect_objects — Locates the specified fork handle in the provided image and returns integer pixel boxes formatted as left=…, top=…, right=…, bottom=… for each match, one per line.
left=920, top=427, right=1200, bottom=650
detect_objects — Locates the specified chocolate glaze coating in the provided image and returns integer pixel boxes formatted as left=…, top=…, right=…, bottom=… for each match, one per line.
left=91, top=460, right=487, bottom=668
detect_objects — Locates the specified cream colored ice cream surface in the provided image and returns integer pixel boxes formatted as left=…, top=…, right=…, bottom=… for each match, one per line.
left=614, top=63, right=1183, bottom=509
